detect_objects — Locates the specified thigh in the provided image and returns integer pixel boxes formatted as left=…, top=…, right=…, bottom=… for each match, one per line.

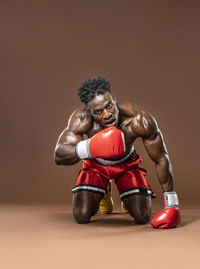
left=115, top=170, right=155, bottom=200
left=122, top=194, right=152, bottom=224
left=72, top=191, right=104, bottom=223
left=72, top=169, right=109, bottom=194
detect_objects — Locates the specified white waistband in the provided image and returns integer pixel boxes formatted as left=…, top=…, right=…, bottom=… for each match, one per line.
left=95, top=146, right=135, bottom=166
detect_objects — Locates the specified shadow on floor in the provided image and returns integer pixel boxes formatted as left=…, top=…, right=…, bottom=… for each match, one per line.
left=48, top=210, right=200, bottom=229
left=178, top=215, right=200, bottom=228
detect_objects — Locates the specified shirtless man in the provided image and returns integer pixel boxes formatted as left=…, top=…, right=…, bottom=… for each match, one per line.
left=54, top=77, right=181, bottom=228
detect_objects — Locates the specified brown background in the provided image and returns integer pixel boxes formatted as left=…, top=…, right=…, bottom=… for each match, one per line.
left=1, top=0, right=200, bottom=207
left=1, top=2, right=200, bottom=269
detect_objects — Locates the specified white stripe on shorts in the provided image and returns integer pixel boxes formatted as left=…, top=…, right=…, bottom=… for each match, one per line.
left=72, top=185, right=106, bottom=194
left=120, top=188, right=152, bottom=199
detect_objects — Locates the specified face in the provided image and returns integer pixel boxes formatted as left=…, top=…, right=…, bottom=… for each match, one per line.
left=87, top=92, right=119, bottom=128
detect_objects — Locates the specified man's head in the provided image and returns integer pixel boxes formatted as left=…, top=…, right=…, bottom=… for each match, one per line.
left=78, top=77, right=119, bottom=128
left=78, top=77, right=111, bottom=104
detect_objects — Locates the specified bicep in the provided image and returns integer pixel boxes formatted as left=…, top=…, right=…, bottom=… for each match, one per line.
left=142, top=131, right=168, bottom=163
left=55, top=118, right=82, bottom=150
left=56, top=129, right=82, bottom=148
left=56, top=108, right=91, bottom=148
left=134, top=111, right=168, bottom=163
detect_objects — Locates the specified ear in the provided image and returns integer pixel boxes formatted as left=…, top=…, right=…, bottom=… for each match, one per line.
left=86, top=106, right=93, bottom=117
left=86, top=105, right=91, bottom=113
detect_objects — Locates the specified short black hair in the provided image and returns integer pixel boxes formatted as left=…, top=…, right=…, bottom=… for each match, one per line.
left=78, top=77, right=111, bottom=104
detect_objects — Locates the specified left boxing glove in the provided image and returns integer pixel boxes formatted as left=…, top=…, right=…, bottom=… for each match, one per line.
left=75, top=126, right=126, bottom=160
left=151, top=191, right=181, bottom=229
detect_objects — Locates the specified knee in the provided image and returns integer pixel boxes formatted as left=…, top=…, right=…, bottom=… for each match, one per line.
left=73, top=208, right=92, bottom=224
left=134, top=213, right=150, bottom=225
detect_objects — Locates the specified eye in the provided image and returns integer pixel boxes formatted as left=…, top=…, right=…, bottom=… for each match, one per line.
left=94, top=110, right=102, bottom=115
left=106, top=102, right=113, bottom=109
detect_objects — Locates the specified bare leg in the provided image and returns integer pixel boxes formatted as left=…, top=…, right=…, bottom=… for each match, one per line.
left=122, top=194, right=152, bottom=224
left=72, top=191, right=104, bottom=224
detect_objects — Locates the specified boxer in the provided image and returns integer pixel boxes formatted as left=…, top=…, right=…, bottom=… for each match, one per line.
left=54, top=77, right=181, bottom=228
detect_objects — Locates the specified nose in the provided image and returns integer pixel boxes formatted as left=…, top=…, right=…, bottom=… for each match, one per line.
left=103, top=109, right=112, bottom=119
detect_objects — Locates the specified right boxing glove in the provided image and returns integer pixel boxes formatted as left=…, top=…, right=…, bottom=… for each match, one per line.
left=76, top=126, right=126, bottom=160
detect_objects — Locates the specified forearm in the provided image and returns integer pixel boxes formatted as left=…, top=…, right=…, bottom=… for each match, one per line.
left=155, top=155, right=174, bottom=191
left=54, top=143, right=79, bottom=166
left=152, top=156, right=181, bottom=229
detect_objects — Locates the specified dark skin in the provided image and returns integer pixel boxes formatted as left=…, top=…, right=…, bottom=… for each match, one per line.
left=54, top=92, right=174, bottom=224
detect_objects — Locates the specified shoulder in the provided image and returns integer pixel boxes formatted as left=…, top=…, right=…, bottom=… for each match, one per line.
left=118, top=102, right=159, bottom=138
left=67, top=106, right=93, bottom=134
left=118, top=102, right=137, bottom=117
left=133, top=109, right=159, bottom=138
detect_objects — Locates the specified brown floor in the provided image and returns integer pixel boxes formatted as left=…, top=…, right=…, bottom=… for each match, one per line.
left=0, top=204, right=199, bottom=269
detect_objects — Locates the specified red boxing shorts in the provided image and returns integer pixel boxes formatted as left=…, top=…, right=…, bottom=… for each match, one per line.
left=72, top=153, right=155, bottom=199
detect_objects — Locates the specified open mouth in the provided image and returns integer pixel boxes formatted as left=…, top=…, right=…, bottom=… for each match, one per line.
left=105, top=119, right=116, bottom=126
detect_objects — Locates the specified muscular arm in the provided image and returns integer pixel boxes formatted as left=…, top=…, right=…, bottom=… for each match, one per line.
left=134, top=111, right=173, bottom=191
left=54, top=130, right=82, bottom=165
left=54, top=108, right=91, bottom=166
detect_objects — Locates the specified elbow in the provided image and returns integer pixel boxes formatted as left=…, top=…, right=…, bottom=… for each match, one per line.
left=54, top=151, right=62, bottom=165
left=53, top=145, right=78, bottom=166
left=54, top=151, right=74, bottom=166
left=156, top=154, right=170, bottom=167
left=54, top=157, right=61, bottom=166
left=55, top=158, right=61, bottom=165
left=54, top=144, right=67, bottom=165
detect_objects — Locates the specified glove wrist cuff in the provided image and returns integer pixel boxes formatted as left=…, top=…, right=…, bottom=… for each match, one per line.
left=163, top=191, right=179, bottom=208
left=75, top=139, right=92, bottom=160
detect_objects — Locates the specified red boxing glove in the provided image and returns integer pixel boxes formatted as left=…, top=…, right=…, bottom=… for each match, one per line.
left=76, top=126, right=126, bottom=159
left=151, top=191, right=181, bottom=229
